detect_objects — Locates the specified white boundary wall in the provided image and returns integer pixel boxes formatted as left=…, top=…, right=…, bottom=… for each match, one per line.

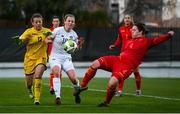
left=0, top=62, right=180, bottom=78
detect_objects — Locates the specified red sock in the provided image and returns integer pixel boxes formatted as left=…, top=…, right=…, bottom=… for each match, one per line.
left=49, top=72, right=54, bottom=89
left=105, top=86, right=116, bottom=104
left=80, top=67, right=97, bottom=87
left=118, top=79, right=124, bottom=92
left=134, top=72, right=141, bottom=90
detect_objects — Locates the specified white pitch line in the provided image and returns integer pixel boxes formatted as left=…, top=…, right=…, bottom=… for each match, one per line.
left=0, top=83, right=179, bottom=108
left=58, top=84, right=180, bottom=101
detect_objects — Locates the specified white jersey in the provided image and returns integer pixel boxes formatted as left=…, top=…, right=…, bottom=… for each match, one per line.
left=50, top=26, right=78, bottom=58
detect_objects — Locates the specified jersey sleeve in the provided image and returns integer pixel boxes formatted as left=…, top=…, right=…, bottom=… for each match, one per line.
left=19, top=29, right=31, bottom=42
left=113, top=27, right=123, bottom=47
left=148, top=33, right=172, bottom=47
left=51, top=28, right=58, bottom=39
left=114, top=35, right=122, bottom=47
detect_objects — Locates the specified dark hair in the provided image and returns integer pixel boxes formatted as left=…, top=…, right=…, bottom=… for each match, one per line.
left=64, top=14, right=75, bottom=21
left=31, top=13, right=43, bottom=22
left=134, top=23, right=149, bottom=35
left=52, top=15, right=59, bottom=20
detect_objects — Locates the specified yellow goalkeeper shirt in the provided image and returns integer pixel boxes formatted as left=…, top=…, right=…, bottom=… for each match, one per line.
left=20, top=27, right=51, bottom=60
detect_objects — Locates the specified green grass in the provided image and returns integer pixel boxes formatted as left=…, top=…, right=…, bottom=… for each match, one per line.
left=0, top=77, right=180, bottom=113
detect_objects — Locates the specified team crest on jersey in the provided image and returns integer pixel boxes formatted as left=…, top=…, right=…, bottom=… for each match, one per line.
left=69, top=36, right=73, bottom=39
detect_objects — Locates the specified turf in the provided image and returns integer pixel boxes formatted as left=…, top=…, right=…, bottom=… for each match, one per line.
left=0, top=77, right=180, bottom=113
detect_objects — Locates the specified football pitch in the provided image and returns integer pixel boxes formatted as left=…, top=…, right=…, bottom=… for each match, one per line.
left=0, top=77, right=180, bottom=113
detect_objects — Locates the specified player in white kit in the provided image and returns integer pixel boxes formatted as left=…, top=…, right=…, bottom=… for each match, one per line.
left=46, top=14, right=83, bottom=105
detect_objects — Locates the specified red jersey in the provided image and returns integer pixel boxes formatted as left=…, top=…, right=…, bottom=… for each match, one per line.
left=99, top=33, right=172, bottom=81
left=114, top=25, right=133, bottom=52
left=47, top=27, right=55, bottom=56
left=120, top=33, right=172, bottom=69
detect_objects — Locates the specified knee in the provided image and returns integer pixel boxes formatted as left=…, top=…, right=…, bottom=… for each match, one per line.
left=112, top=73, right=124, bottom=82
left=52, top=66, right=60, bottom=75
left=90, top=60, right=100, bottom=69
left=108, top=82, right=117, bottom=90
left=108, top=77, right=118, bottom=90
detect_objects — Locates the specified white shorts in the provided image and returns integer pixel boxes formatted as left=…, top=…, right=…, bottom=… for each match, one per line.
left=49, top=56, right=75, bottom=72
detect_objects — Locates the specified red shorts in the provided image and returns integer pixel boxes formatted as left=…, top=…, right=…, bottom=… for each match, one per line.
left=98, top=56, right=134, bottom=82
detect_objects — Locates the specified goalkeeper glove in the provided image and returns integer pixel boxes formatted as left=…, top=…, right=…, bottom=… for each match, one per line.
left=11, top=35, right=23, bottom=46
left=43, top=31, right=52, bottom=36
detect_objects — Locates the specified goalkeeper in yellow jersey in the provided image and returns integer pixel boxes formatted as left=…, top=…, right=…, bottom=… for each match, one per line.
left=19, top=13, right=51, bottom=105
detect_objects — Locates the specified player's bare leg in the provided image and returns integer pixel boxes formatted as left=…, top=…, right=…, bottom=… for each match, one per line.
left=66, top=69, right=81, bottom=104
left=25, top=74, right=34, bottom=99
left=72, top=60, right=100, bottom=104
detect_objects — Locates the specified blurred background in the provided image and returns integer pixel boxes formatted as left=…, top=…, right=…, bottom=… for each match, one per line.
left=0, top=0, right=180, bottom=77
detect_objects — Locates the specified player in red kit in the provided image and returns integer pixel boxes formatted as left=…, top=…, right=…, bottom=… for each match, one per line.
left=76, top=23, right=174, bottom=107
left=48, top=16, right=60, bottom=55
left=48, top=16, right=61, bottom=94
left=109, top=14, right=141, bottom=96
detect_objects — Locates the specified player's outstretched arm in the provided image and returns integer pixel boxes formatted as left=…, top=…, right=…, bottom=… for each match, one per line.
left=11, top=34, right=31, bottom=46
left=109, top=36, right=122, bottom=50
left=150, top=31, right=175, bottom=46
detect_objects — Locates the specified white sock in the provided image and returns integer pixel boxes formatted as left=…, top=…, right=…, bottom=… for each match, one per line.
left=72, top=79, right=80, bottom=92
left=53, top=77, right=61, bottom=98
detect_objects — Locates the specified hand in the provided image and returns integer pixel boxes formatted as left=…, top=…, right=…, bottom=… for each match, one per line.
left=11, top=35, right=23, bottom=46
left=168, top=31, right=174, bottom=36
left=109, top=45, right=115, bottom=50
left=77, top=37, right=85, bottom=49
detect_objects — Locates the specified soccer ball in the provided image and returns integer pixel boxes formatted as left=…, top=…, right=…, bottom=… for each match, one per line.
left=63, top=39, right=77, bottom=54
